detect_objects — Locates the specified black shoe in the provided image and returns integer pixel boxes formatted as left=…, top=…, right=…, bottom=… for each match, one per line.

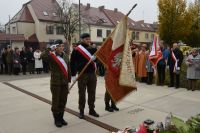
left=111, top=105, right=119, bottom=111
left=175, top=86, right=179, bottom=89
left=105, top=106, right=114, bottom=112
left=89, top=110, right=99, bottom=117
left=60, top=113, right=68, bottom=126
left=79, top=110, right=84, bottom=119
left=53, top=114, right=62, bottom=128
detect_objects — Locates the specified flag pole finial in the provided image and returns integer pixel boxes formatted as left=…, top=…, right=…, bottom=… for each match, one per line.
left=126, top=4, right=137, bottom=16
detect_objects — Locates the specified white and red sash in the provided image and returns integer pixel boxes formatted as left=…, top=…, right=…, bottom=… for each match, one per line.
left=171, top=51, right=178, bottom=72
left=49, top=52, right=68, bottom=78
left=76, top=45, right=96, bottom=69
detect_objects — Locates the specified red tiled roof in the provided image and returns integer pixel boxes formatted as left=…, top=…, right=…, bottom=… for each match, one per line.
left=0, top=33, right=25, bottom=41
left=73, top=4, right=113, bottom=27
left=30, top=0, right=60, bottom=22
left=10, top=5, right=34, bottom=24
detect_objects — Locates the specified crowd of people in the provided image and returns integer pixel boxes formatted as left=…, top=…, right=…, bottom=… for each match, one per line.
left=130, top=41, right=200, bottom=91
left=0, top=46, right=49, bottom=75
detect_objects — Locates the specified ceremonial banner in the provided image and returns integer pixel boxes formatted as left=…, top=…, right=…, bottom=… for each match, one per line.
left=96, top=16, right=137, bottom=103
left=149, top=36, right=163, bottom=67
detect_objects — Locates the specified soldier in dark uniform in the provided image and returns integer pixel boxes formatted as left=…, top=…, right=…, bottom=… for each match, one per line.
left=41, top=40, right=71, bottom=128
left=70, top=33, right=99, bottom=119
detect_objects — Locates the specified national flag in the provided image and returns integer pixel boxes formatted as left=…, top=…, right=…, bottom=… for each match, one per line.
left=149, top=36, right=163, bottom=67
left=96, top=16, right=137, bottom=103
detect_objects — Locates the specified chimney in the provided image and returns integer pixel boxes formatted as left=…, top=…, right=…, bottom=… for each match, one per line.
left=114, top=8, right=118, bottom=13
left=99, top=6, right=105, bottom=11
left=86, top=3, right=90, bottom=10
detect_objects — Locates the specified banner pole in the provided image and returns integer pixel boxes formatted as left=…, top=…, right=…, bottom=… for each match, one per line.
left=69, top=4, right=138, bottom=91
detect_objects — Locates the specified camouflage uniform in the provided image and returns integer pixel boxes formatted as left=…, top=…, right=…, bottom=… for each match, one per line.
left=41, top=49, right=71, bottom=126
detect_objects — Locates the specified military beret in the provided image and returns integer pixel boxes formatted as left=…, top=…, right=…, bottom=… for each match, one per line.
left=80, top=33, right=90, bottom=39
left=54, top=39, right=63, bottom=45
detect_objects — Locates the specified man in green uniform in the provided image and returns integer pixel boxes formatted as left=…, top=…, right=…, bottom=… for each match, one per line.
left=70, top=33, right=99, bottom=119
left=41, top=40, right=71, bottom=128
left=105, top=90, right=119, bottom=112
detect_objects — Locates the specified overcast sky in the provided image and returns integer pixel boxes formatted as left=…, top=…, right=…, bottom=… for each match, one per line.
left=0, top=0, right=194, bottom=25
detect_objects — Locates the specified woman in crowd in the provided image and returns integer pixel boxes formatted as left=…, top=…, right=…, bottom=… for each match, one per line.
left=34, top=49, right=43, bottom=74
left=186, top=48, right=200, bottom=91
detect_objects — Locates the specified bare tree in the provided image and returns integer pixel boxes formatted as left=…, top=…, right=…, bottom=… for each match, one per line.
left=0, top=23, right=5, bottom=33
left=56, top=0, right=81, bottom=54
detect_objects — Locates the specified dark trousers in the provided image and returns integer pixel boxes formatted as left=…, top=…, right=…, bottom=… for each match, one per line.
left=50, top=84, right=68, bottom=114
left=157, top=64, right=166, bottom=85
left=36, top=68, right=41, bottom=74
left=97, top=63, right=105, bottom=76
left=43, top=61, right=49, bottom=73
left=7, top=63, right=13, bottom=75
left=105, top=90, right=115, bottom=105
left=169, top=69, right=180, bottom=88
left=188, top=79, right=197, bottom=90
left=4, top=63, right=8, bottom=74
left=0, top=64, right=3, bottom=74
left=147, top=72, right=154, bottom=84
left=21, top=64, right=27, bottom=74
left=28, top=62, right=35, bottom=74
left=78, top=73, right=97, bottom=111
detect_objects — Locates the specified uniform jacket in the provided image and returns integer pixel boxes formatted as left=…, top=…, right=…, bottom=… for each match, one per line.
left=70, top=43, right=97, bottom=76
left=41, top=50, right=71, bottom=86
left=186, top=54, right=200, bottom=80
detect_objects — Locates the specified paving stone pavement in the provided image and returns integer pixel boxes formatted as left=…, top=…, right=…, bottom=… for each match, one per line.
left=0, top=76, right=200, bottom=133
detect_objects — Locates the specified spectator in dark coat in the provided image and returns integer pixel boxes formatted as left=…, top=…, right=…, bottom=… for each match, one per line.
left=27, top=47, right=35, bottom=74
left=20, top=47, right=28, bottom=75
left=167, top=43, right=183, bottom=88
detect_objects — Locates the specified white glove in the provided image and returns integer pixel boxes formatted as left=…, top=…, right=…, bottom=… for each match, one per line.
left=177, top=67, right=180, bottom=71
left=91, top=55, right=96, bottom=61
left=71, top=76, right=77, bottom=83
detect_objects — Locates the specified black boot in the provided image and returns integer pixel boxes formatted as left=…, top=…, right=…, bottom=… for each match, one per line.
left=111, top=102, right=119, bottom=111
left=60, top=113, right=68, bottom=126
left=79, top=110, right=84, bottom=119
left=89, top=109, right=99, bottom=117
left=53, top=113, right=62, bottom=128
left=105, top=102, right=114, bottom=112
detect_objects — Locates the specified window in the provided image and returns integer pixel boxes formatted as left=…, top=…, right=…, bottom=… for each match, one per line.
left=12, top=27, right=16, bottom=33
left=106, top=30, right=111, bottom=37
left=43, top=11, right=48, bottom=16
left=132, top=32, right=136, bottom=40
left=136, top=32, right=140, bottom=40
left=56, top=26, right=64, bottom=35
left=46, top=26, right=54, bottom=34
left=145, top=33, right=149, bottom=39
left=141, top=24, right=145, bottom=27
left=52, top=12, right=57, bottom=17
left=97, top=29, right=102, bottom=37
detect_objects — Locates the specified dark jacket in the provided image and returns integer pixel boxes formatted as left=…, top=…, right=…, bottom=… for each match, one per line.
left=70, top=43, right=97, bottom=76
left=13, top=53, right=21, bottom=68
left=168, top=48, right=183, bottom=70
left=20, top=51, right=28, bottom=65
left=27, top=51, right=35, bottom=63
left=41, top=50, right=71, bottom=86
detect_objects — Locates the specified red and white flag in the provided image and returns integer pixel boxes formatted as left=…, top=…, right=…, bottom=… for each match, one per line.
left=149, top=36, right=163, bottom=67
left=96, top=16, right=136, bottom=103
left=171, top=51, right=178, bottom=72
